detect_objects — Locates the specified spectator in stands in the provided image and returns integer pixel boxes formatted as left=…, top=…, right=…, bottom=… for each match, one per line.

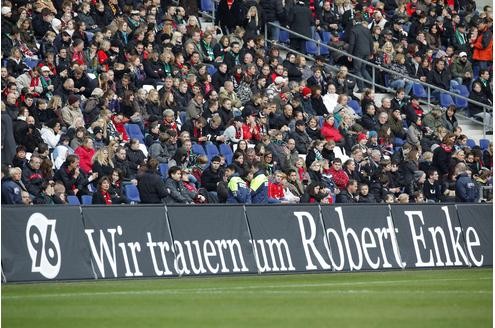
left=455, top=162, right=479, bottom=202
left=135, top=159, right=167, bottom=204
left=336, top=179, right=358, bottom=203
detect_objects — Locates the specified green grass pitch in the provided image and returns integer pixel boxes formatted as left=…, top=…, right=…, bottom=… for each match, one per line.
left=2, top=268, right=492, bottom=328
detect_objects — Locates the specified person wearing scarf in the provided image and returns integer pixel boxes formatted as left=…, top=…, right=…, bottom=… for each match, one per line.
left=92, top=176, right=113, bottom=205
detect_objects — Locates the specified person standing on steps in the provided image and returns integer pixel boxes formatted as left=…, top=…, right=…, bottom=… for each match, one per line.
left=347, top=12, right=374, bottom=93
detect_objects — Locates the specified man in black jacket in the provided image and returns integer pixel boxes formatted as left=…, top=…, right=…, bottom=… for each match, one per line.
left=137, top=160, right=169, bottom=204
left=289, top=120, right=311, bottom=154
left=428, top=59, right=452, bottom=97
left=288, top=1, right=313, bottom=53
left=201, top=156, right=225, bottom=192
left=336, top=179, right=358, bottom=203
left=347, top=13, right=374, bottom=92
left=21, top=155, right=44, bottom=196
left=261, top=0, right=285, bottom=40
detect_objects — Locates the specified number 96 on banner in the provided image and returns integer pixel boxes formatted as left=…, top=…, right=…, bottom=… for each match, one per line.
left=25, top=213, right=61, bottom=279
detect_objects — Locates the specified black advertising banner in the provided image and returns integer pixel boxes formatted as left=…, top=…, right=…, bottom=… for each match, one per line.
left=456, top=204, right=493, bottom=267
left=245, top=205, right=332, bottom=273
left=320, top=205, right=403, bottom=271
left=390, top=205, right=471, bottom=269
left=81, top=206, right=176, bottom=278
left=2, top=206, right=94, bottom=282
left=166, top=205, right=257, bottom=275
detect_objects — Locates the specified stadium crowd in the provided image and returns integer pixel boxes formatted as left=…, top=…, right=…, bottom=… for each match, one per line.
left=0, top=0, right=493, bottom=206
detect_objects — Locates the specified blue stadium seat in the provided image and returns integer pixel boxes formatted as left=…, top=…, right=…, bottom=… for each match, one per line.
left=67, top=195, right=81, bottom=205
left=192, top=143, right=206, bottom=156
left=125, top=123, right=145, bottom=144
left=319, top=32, right=331, bottom=55
left=23, top=58, right=38, bottom=69
left=479, top=138, right=490, bottom=150
left=348, top=99, right=362, bottom=116
left=318, top=116, right=324, bottom=128
left=125, top=184, right=141, bottom=203
left=205, top=142, right=220, bottom=161
left=179, top=111, right=187, bottom=125
left=439, top=93, right=454, bottom=108
left=207, top=65, right=217, bottom=75
left=219, top=143, right=233, bottom=164
left=159, top=163, right=169, bottom=179
left=454, top=95, right=468, bottom=109
left=412, top=83, right=427, bottom=98
left=454, top=84, right=470, bottom=97
left=305, top=40, right=319, bottom=56
left=200, top=0, right=214, bottom=12
left=81, top=195, right=93, bottom=205
left=466, top=139, right=476, bottom=148
left=279, top=30, right=289, bottom=44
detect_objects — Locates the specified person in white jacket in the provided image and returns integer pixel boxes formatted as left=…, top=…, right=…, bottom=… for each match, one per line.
left=40, top=119, right=61, bottom=149
left=16, top=68, right=43, bottom=95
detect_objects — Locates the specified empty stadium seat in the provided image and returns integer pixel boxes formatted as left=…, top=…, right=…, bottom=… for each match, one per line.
left=466, top=139, right=476, bottom=148
left=305, top=40, right=319, bottom=56
left=454, top=95, right=468, bottom=109
left=207, top=65, right=217, bottom=75
left=479, top=139, right=490, bottom=150
left=81, top=195, right=93, bottom=205
left=219, top=143, right=233, bottom=164
left=67, top=195, right=81, bottom=205
left=125, top=184, right=141, bottom=203
left=200, top=0, right=214, bottom=12
left=125, top=124, right=145, bottom=144
left=159, top=163, right=169, bottom=179
left=278, top=30, right=289, bottom=44
left=439, top=93, right=454, bottom=108
left=192, top=143, right=206, bottom=156
left=412, top=83, right=427, bottom=98
left=205, top=142, right=220, bottom=161
left=347, top=99, right=362, bottom=116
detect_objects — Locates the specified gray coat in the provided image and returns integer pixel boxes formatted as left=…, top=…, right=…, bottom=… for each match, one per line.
left=288, top=4, right=313, bottom=39
left=347, top=23, right=374, bottom=57
left=164, top=177, right=196, bottom=204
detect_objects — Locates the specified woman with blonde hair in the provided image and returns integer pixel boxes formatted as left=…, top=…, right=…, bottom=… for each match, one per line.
left=159, top=50, right=175, bottom=77
left=381, top=41, right=395, bottom=65
left=146, top=89, right=162, bottom=120
left=92, top=146, right=114, bottom=178
left=244, top=6, right=261, bottom=40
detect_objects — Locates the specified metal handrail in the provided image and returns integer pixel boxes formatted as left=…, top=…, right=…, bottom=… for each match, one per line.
left=266, top=22, right=492, bottom=136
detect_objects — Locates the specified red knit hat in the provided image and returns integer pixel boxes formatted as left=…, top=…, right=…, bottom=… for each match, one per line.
left=302, top=87, right=312, bottom=97
left=357, top=133, right=368, bottom=142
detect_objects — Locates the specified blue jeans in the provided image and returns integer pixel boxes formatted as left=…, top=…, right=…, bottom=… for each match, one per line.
left=268, top=21, right=280, bottom=41
left=353, top=59, right=372, bottom=91
left=390, top=79, right=413, bottom=95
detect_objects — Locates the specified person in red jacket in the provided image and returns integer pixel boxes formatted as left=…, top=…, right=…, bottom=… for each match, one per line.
left=74, top=137, right=96, bottom=174
left=321, top=114, right=344, bottom=145
left=471, top=18, right=493, bottom=71
left=268, top=170, right=286, bottom=201
left=324, top=158, right=349, bottom=192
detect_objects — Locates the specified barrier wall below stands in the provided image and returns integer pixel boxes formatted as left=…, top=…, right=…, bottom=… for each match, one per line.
left=1, top=204, right=492, bottom=282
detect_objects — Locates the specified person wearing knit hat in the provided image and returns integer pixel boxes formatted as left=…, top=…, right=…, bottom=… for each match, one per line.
left=1, top=6, right=11, bottom=16
left=274, top=76, right=285, bottom=85
left=91, top=88, right=104, bottom=98
left=68, top=95, right=80, bottom=106
left=357, top=132, right=368, bottom=143
left=368, top=130, right=378, bottom=138
left=301, top=87, right=312, bottom=98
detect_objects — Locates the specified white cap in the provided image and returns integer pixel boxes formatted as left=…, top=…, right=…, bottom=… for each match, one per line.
left=459, top=52, right=468, bottom=57
left=41, top=66, right=51, bottom=72
left=274, top=76, right=285, bottom=85
left=51, top=18, right=62, bottom=34
left=1, top=6, right=11, bottom=15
